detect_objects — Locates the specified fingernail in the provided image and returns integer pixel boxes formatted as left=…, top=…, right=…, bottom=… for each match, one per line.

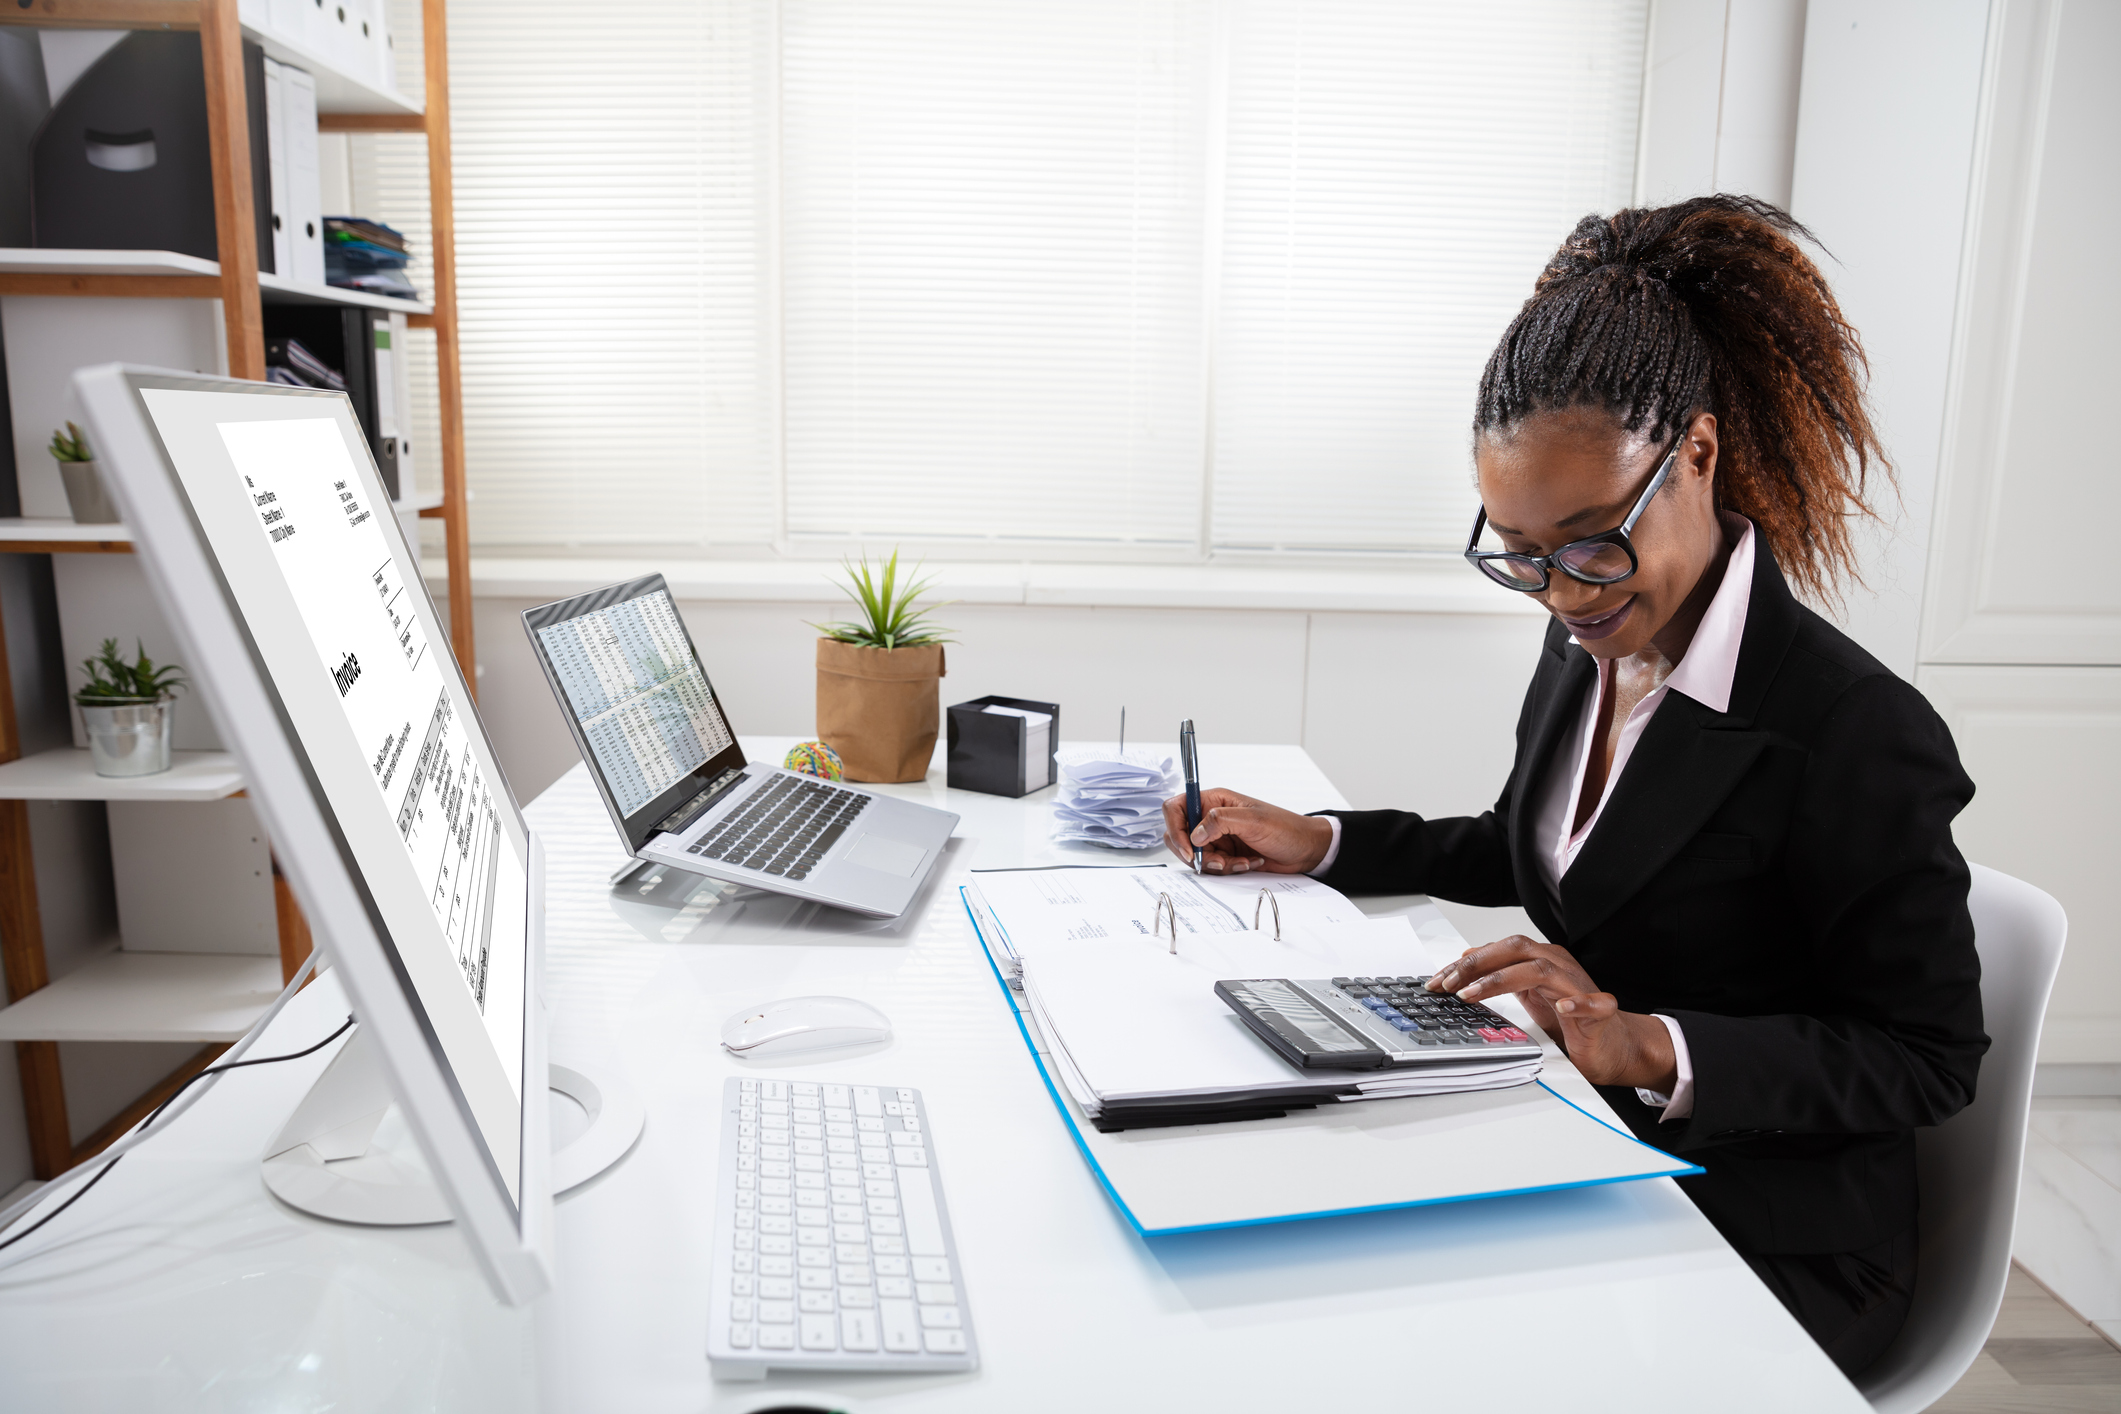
left=1557, top=999, right=1575, bottom=1014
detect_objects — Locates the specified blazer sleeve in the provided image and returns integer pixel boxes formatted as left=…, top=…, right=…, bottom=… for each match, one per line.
left=1656, top=673, right=1989, bottom=1150
left=1308, top=663, right=1541, bottom=907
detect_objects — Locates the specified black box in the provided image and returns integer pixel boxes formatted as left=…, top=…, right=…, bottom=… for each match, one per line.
left=947, top=696, right=1059, bottom=798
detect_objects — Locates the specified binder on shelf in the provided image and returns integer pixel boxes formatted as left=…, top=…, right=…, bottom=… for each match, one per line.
left=262, top=57, right=292, bottom=276
left=280, top=62, right=324, bottom=284
left=261, top=304, right=399, bottom=499
left=269, top=0, right=327, bottom=55
left=947, top=696, right=1059, bottom=798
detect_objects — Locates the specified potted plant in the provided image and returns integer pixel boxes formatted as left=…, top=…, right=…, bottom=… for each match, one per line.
left=809, top=550, right=953, bottom=783
left=76, top=638, right=186, bottom=777
left=50, top=422, right=119, bottom=524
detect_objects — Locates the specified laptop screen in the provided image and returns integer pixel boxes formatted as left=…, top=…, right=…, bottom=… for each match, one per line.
left=529, top=584, right=737, bottom=821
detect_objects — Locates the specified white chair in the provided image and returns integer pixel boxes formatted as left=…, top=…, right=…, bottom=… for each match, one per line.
left=1857, top=864, right=2067, bottom=1413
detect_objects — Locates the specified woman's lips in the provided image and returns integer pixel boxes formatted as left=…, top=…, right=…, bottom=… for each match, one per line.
left=1563, top=598, right=1635, bottom=641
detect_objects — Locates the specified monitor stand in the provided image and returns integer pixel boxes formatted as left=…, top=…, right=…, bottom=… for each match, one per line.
left=259, top=1026, right=644, bottom=1226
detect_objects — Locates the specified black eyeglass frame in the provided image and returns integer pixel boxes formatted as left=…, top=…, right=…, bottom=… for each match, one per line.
left=1462, top=431, right=1687, bottom=593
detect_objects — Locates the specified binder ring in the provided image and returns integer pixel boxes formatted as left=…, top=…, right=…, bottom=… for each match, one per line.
left=1253, top=888, right=1281, bottom=941
left=1153, top=892, right=1177, bottom=954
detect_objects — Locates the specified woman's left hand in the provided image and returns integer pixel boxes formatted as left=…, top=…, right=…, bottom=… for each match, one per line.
left=1429, top=936, right=1678, bottom=1093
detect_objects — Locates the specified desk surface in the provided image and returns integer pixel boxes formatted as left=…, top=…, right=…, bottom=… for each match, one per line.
left=0, top=740, right=1865, bottom=1412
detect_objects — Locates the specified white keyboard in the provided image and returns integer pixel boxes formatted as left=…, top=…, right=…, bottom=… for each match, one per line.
left=706, top=1077, right=979, bottom=1380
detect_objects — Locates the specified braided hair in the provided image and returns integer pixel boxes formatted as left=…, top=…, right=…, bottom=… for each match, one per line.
left=1473, top=195, right=1887, bottom=602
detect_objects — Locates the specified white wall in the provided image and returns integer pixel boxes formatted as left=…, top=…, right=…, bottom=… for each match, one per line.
left=459, top=584, right=1553, bottom=950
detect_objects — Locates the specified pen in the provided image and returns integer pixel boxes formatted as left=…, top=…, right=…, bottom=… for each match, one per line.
left=1180, top=719, right=1203, bottom=874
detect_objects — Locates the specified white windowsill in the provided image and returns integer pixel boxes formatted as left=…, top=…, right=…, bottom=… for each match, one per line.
left=423, top=556, right=1548, bottom=617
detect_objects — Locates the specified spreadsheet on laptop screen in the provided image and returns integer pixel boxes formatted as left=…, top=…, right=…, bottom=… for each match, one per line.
left=533, top=589, right=734, bottom=816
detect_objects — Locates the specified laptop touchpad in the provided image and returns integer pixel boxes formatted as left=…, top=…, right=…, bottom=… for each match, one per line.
left=845, top=834, right=925, bottom=877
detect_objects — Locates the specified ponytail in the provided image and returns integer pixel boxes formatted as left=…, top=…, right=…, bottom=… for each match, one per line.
left=1473, top=195, right=1887, bottom=602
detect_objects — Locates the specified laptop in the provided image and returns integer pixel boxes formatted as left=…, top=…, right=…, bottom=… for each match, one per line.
left=522, top=575, right=958, bottom=919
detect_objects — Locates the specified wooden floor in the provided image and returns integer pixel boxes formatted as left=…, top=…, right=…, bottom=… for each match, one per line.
left=1931, top=1265, right=2121, bottom=1413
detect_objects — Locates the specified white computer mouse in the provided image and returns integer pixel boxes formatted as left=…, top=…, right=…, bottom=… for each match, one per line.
left=720, top=995, right=893, bottom=1057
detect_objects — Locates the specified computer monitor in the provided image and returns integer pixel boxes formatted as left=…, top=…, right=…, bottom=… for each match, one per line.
left=73, top=365, right=552, bottom=1305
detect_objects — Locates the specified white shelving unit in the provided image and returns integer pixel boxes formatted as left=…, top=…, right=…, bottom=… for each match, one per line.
left=0, top=952, right=283, bottom=1044
left=0, top=249, right=435, bottom=317
left=0, top=0, right=473, bottom=1179
left=0, top=749, right=245, bottom=802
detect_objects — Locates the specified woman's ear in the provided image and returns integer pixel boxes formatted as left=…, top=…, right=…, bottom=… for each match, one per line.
left=1686, top=412, right=1720, bottom=494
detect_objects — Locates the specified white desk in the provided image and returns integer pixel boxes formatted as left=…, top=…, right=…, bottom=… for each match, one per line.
left=0, top=741, right=1867, bottom=1412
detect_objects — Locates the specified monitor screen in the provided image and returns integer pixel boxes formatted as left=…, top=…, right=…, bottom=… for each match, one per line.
left=531, top=585, right=735, bottom=818
left=134, top=391, right=530, bottom=1203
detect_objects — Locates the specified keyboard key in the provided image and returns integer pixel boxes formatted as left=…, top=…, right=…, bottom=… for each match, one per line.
left=899, top=1168, right=947, bottom=1257
left=730, top=1298, right=754, bottom=1321
left=760, top=1278, right=791, bottom=1299
left=729, top=1324, right=753, bottom=1348
left=841, top=1310, right=879, bottom=1351
left=919, top=1304, right=961, bottom=1327
left=799, top=1270, right=832, bottom=1290
left=838, top=1265, right=871, bottom=1285
left=758, top=1326, right=794, bottom=1351
left=759, top=1301, right=794, bottom=1325
left=895, top=1148, right=928, bottom=1168
left=874, top=1256, right=909, bottom=1277
left=880, top=1300, right=921, bottom=1352
left=760, top=1255, right=793, bottom=1276
left=799, top=1313, right=838, bottom=1351
left=916, top=1283, right=956, bottom=1306
left=924, top=1329, right=967, bottom=1354
left=839, top=1287, right=875, bottom=1309
left=731, top=1274, right=755, bottom=1296
left=912, top=1257, right=951, bottom=1282
left=799, top=1291, right=834, bottom=1313
left=878, top=1276, right=913, bottom=1298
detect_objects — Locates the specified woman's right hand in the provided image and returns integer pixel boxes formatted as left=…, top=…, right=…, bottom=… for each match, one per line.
left=1161, top=788, right=1336, bottom=875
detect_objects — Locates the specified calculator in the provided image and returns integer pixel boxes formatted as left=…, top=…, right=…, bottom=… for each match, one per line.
left=1215, top=976, right=1543, bottom=1070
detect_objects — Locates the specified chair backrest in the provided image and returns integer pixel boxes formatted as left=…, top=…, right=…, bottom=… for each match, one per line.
left=1857, top=863, right=2067, bottom=1414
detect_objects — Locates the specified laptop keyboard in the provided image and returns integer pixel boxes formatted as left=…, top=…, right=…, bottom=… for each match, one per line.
left=688, top=774, right=872, bottom=880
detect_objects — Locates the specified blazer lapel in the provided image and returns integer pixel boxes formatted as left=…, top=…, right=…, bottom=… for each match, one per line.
left=1510, top=623, right=1595, bottom=937
left=1555, top=526, right=1804, bottom=939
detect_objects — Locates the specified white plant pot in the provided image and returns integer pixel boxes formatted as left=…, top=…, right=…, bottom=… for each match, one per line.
left=80, top=699, right=173, bottom=777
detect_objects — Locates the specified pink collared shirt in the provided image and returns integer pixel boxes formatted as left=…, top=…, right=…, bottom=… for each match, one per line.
left=1531, top=514, right=1755, bottom=1120
left=1311, top=515, right=1756, bottom=1122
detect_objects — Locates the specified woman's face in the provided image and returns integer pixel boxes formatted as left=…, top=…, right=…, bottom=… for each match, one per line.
left=1473, top=407, right=1723, bottom=661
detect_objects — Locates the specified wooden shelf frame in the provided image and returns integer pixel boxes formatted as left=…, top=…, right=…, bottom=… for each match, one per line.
left=0, top=0, right=476, bottom=1178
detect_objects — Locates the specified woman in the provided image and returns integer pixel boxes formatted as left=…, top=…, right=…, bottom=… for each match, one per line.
left=1163, top=196, right=1987, bottom=1376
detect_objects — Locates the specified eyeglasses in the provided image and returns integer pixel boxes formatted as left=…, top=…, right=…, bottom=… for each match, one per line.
left=1462, top=432, right=1686, bottom=593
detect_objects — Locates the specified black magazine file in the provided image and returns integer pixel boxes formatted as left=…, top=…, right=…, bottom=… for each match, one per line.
left=31, top=31, right=274, bottom=270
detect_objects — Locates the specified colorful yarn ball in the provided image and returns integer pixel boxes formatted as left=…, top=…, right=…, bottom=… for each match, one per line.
left=783, top=740, right=845, bottom=781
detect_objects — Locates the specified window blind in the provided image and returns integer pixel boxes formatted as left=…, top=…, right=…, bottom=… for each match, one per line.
left=353, top=0, right=1647, bottom=557
left=780, top=0, right=1212, bottom=549
left=362, top=0, right=777, bottom=551
left=1212, top=1, right=1649, bottom=552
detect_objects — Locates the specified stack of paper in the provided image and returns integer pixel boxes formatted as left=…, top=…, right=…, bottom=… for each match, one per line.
left=1050, top=751, right=1181, bottom=848
left=965, top=865, right=1541, bottom=1130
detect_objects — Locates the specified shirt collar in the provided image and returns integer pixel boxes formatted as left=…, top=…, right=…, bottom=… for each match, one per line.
left=1663, top=515, right=1755, bottom=715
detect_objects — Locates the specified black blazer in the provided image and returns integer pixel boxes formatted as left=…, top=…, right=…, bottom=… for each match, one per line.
left=1316, top=533, right=1987, bottom=1256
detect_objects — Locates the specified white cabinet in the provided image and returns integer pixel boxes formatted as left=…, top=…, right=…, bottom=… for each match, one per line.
left=1922, top=0, right=2121, bottom=666
left=1912, top=0, right=2121, bottom=1067
left=1917, top=666, right=2121, bottom=1065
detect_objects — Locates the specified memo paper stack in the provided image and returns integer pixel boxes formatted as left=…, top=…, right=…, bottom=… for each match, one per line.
left=1050, top=750, right=1181, bottom=848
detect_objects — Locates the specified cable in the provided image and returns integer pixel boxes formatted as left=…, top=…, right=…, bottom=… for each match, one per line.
left=0, top=949, right=332, bottom=1253
left=0, top=1010, right=354, bottom=1255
